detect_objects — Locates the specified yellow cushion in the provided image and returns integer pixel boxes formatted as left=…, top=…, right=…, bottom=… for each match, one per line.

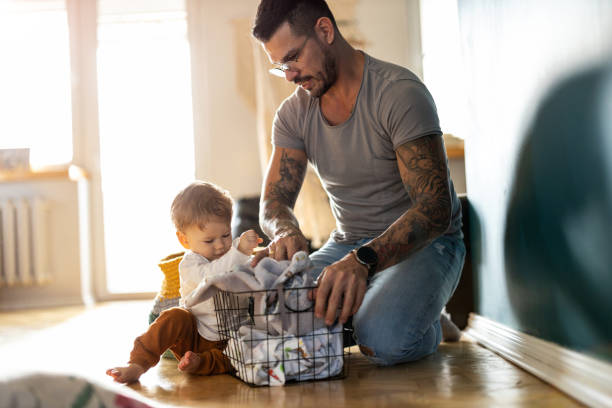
left=158, top=252, right=184, bottom=300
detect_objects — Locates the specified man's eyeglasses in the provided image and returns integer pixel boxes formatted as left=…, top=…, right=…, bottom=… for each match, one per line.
left=268, top=36, right=310, bottom=77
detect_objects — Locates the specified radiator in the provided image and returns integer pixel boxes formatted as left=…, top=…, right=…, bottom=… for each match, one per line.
left=0, top=197, right=49, bottom=286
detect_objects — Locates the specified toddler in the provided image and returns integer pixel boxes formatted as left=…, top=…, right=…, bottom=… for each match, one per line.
left=106, top=181, right=262, bottom=383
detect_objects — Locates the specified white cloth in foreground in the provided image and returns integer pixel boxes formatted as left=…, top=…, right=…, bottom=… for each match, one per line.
left=0, top=373, right=155, bottom=407
left=228, top=324, right=344, bottom=386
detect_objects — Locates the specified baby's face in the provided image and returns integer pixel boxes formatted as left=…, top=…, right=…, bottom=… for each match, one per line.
left=181, top=218, right=232, bottom=261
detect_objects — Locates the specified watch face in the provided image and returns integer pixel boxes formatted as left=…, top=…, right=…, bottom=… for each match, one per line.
left=357, top=246, right=378, bottom=266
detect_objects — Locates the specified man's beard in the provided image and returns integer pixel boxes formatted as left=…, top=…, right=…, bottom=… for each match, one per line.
left=294, top=42, right=337, bottom=98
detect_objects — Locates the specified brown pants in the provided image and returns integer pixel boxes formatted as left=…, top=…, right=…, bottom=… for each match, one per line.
left=129, top=307, right=231, bottom=375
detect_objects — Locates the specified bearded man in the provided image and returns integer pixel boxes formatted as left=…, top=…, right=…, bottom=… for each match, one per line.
left=251, top=0, right=465, bottom=365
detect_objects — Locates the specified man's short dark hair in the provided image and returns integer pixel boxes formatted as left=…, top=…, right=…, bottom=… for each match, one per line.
left=252, top=0, right=337, bottom=42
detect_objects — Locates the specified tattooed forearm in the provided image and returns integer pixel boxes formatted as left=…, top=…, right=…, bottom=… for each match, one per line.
left=269, top=150, right=307, bottom=207
left=260, top=200, right=301, bottom=238
left=369, top=135, right=451, bottom=271
left=260, top=149, right=307, bottom=239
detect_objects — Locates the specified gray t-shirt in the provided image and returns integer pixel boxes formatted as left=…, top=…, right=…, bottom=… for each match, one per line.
left=273, top=53, right=462, bottom=243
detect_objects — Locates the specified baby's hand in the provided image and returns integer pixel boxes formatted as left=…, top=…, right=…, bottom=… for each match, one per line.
left=238, top=229, right=263, bottom=255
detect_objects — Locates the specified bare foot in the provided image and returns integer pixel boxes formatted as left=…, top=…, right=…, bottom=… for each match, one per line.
left=440, top=311, right=462, bottom=342
left=177, top=351, right=201, bottom=373
left=106, top=364, right=145, bottom=383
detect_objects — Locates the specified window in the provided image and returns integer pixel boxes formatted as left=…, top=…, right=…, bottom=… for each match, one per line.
left=420, top=0, right=467, bottom=139
left=0, top=1, right=73, bottom=168
left=97, top=1, right=195, bottom=294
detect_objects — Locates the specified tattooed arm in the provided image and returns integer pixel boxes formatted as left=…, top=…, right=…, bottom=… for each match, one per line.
left=251, top=146, right=309, bottom=265
left=314, top=134, right=452, bottom=325
left=367, top=134, right=452, bottom=270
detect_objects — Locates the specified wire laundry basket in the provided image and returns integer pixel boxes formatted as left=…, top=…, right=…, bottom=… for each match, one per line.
left=213, top=287, right=351, bottom=386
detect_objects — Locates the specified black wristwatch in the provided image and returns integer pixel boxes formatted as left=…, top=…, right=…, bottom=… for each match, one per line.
left=352, top=246, right=378, bottom=277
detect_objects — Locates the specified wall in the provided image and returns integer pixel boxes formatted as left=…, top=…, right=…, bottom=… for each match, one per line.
left=458, top=0, right=612, bottom=359
left=356, top=0, right=423, bottom=77
left=187, top=0, right=263, bottom=199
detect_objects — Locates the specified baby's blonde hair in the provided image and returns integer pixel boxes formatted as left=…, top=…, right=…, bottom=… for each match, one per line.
left=171, top=181, right=233, bottom=232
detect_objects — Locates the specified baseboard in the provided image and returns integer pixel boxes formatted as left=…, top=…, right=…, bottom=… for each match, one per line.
left=464, top=313, right=612, bottom=408
left=0, top=296, right=84, bottom=311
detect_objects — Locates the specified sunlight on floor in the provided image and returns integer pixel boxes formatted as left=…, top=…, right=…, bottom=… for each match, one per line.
left=0, top=301, right=150, bottom=382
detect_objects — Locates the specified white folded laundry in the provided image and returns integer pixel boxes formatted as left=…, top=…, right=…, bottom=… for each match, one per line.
left=229, top=324, right=344, bottom=386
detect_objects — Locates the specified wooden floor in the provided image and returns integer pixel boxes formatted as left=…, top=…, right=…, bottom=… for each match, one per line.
left=0, top=301, right=583, bottom=407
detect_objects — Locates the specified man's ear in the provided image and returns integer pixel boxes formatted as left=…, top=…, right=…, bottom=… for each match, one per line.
left=314, top=17, right=335, bottom=45
left=176, top=230, right=190, bottom=250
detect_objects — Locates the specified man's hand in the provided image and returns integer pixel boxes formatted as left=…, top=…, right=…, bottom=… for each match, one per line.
left=251, top=227, right=308, bottom=266
left=256, top=146, right=308, bottom=265
left=238, top=230, right=263, bottom=255
left=311, top=252, right=368, bottom=326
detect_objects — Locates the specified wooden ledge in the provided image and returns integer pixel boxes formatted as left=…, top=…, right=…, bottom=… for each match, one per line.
left=443, top=133, right=465, bottom=159
left=0, top=165, right=88, bottom=183
left=446, top=146, right=465, bottom=159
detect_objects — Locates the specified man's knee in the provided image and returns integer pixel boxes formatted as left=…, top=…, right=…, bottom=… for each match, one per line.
left=356, top=338, right=438, bottom=366
left=354, top=320, right=441, bottom=366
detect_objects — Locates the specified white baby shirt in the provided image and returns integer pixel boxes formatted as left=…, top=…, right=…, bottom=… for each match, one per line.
left=179, top=240, right=249, bottom=341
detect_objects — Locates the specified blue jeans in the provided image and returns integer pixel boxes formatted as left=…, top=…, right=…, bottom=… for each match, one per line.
left=309, top=233, right=465, bottom=366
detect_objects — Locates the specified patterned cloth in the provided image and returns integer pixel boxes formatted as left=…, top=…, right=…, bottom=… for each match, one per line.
left=229, top=325, right=343, bottom=386
left=0, top=374, right=154, bottom=408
